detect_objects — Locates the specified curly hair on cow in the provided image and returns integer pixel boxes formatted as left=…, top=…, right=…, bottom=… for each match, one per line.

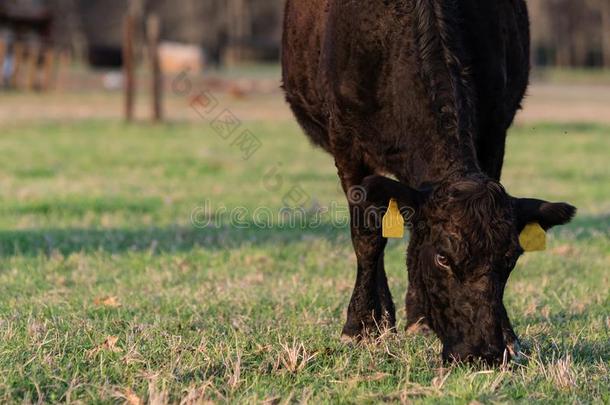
left=425, top=176, right=515, bottom=250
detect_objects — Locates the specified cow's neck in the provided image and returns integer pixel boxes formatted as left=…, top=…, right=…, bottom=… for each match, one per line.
left=405, top=0, right=483, bottom=187
left=400, top=134, right=481, bottom=188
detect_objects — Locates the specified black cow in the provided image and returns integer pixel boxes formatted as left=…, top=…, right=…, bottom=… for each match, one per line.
left=281, top=0, right=576, bottom=363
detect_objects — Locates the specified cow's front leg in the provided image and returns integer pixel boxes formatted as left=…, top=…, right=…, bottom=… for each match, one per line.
left=338, top=167, right=396, bottom=340
left=405, top=276, right=432, bottom=335
left=499, top=301, right=522, bottom=360
left=405, top=243, right=432, bottom=335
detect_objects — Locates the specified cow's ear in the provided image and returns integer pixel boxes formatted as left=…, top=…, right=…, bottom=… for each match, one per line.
left=514, top=198, right=576, bottom=232
left=361, top=175, right=427, bottom=209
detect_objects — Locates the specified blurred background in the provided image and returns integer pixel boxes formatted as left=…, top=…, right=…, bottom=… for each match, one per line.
left=2, top=0, right=610, bottom=69
left=0, top=0, right=609, bottom=124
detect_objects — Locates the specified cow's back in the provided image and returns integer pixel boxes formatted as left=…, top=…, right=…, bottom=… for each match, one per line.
left=282, top=0, right=530, bottom=183
left=282, top=0, right=331, bottom=150
left=283, top=0, right=413, bottom=154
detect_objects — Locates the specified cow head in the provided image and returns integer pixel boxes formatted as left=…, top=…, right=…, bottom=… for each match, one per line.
left=362, top=174, right=576, bottom=364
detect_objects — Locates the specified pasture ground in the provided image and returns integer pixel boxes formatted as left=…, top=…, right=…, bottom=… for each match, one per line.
left=0, top=71, right=609, bottom=403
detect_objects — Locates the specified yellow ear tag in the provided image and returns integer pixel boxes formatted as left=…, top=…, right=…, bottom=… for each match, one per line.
left=383, top=199, right=405, bottom=239
left=519, top=222, right=547, bottom=252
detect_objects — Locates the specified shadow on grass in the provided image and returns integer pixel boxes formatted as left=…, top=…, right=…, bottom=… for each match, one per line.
left=0, top=222, right=350, bottom=258
left=520, top=308, right=610, bottom=364
left=571, top=339, right=610, bottom=364
left=566, top=213, right=610, bottom=240
left=523, top=334, right=610, bottom=366
left=0, top=213, right=605, bottom=257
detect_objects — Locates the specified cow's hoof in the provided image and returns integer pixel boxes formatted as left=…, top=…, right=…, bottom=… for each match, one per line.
left=506, top=339, right=525, bottom=363
left=406, top=322, right=432, bottom=336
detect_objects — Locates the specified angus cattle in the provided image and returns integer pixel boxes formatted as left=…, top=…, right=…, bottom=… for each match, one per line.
left=282, top=0, right=576, bottom=363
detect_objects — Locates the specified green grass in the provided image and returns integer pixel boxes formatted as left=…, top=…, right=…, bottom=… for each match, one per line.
left=0, top=117, right=608, bottom=404
left=533, top=68, right=610, bottom=85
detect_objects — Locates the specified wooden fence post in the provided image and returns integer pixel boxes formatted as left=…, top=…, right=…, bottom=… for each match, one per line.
left=123, top=13, right=136, bottom=122
left=41, top=47, right=56, bottom=91
left=26, top=44, right=40, bottom=90
left=0, top=39, right=6, bottom=87
left=56, top=49, right=70, bottom=92
left=602, top=1, right=610, bottom=68
left=11, top=42, right=25, bottom=88
left=147, top=14, right=163, bottom=122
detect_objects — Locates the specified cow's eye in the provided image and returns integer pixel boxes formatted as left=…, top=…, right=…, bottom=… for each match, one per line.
left=435, top=254, right=451, bottom=270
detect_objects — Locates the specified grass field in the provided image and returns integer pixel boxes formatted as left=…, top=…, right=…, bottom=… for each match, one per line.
left=0, top=115, right=608, bottom=403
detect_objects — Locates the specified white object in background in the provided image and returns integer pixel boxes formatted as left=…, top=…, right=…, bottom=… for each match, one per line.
left=158, top=42, right=204, bottom=74
left=103, top=71, right=123, bottom=90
